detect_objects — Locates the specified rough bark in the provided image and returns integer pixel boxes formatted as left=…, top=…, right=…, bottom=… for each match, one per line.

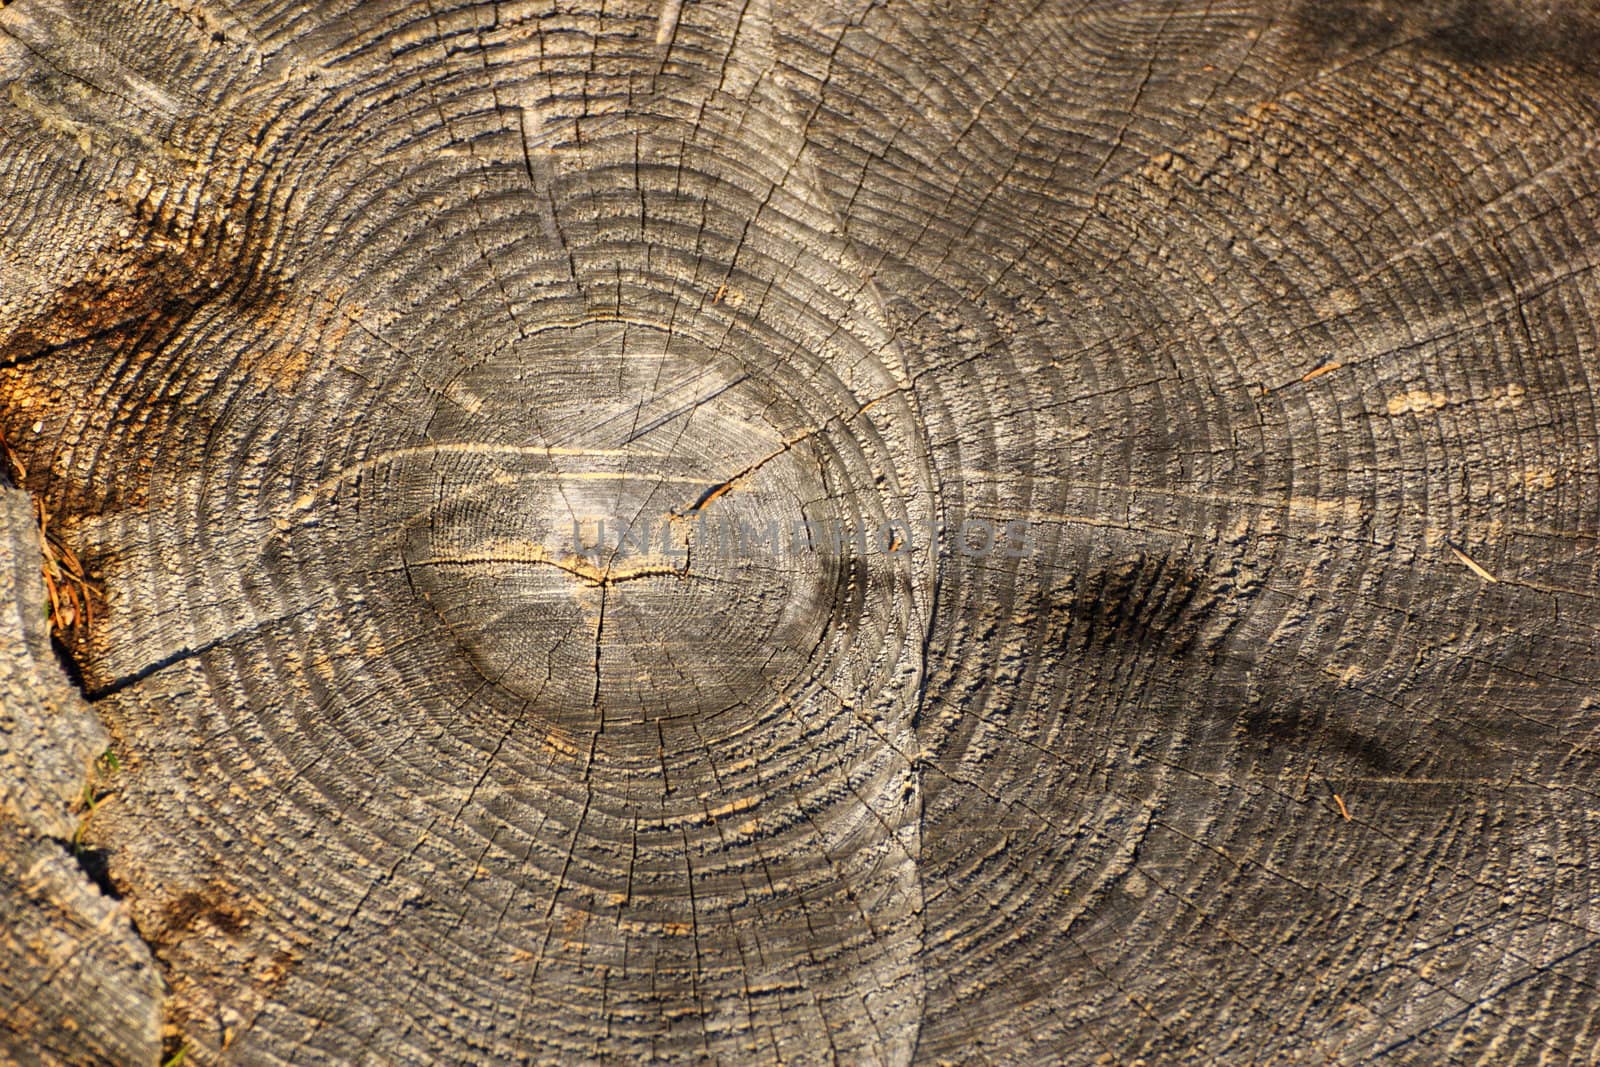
left=3, top=0, right=1600, bottom=1063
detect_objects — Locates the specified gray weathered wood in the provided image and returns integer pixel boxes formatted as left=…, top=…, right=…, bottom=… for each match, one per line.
left=4, top=0, right=1600, bottom=1062
left=0, top=479, right=163, bottom=1064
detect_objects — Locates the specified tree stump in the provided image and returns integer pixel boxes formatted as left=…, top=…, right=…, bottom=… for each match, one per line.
left=4, top=0, right=1600, bottom=1062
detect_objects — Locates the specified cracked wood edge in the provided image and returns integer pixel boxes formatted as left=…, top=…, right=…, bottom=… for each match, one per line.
left=0, top=478, right=163, bottom=1065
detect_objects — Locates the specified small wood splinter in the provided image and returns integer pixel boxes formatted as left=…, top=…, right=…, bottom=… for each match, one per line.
left=1447, top=541, right=1499, bottom=584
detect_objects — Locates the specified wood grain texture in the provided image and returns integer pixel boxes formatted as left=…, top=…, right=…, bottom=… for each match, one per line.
left=3, top=0, right=1600, bottom=1062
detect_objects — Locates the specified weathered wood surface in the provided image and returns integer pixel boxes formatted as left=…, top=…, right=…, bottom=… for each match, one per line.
left=4, top=0, right=1600, bottom=1062
left=0, top=478, right=163, bottom=1064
